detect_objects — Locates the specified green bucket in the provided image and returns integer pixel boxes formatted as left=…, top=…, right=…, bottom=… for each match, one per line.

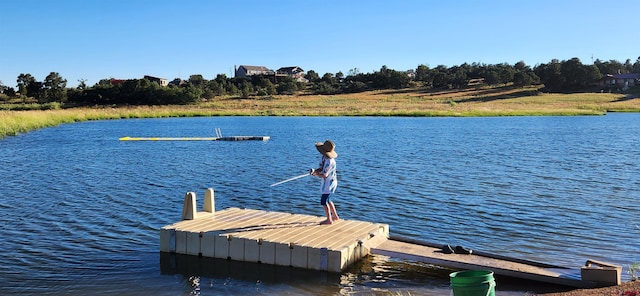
left=449, top=270, right=496, bottom=296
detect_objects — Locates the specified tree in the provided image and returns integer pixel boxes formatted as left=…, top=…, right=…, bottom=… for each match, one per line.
left=585, top=64, right=602, bottom=84
left=188, top=74, right=205, bottom=88
left=347, top=68, right=360, bottom=77
left=371, top=65, right=411, bottom=89
left=484, top=70, right=500, bottom=85
left=0, top=81, right=16, bottom=99
left=180, top=84, right=203, bottom=104
left=623, top=59, right=634, bottom=73
left=415, top=64, right=431, bottom=85
left=430, top=65, right=450, bottom=88
left=43, top=72, right=67, bottom=103
left=305, top=70, right=320, bottom=82
left=17, top=73, right=38, bottom=102
left=513, top=71, right=537, bottom=87
left=534, top=59, right=564, bottom=91
left=77, top=79, right=87, bottom=90
left=561, top=58, right=585, bottom=89
left=594, top=59, right=624, bottom=75
left=251, top=75, right=276, bottom=96
left=494, top=63, right=515, bottom=85
left=227, top=83, right=239, bottom=96
left=513, top=61, right=539, bottom=87
left=276, top=76, right=298, bottom=95
left=238, top=79, right=254, bottom=98
left=315, top=81, right=339, bottom=95
left=448, top=65, right=468, bottom=88
left=321, top=73, right=336, bottom=84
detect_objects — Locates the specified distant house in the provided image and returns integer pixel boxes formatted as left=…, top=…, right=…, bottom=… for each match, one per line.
left=277, top=66, right=308, bottom=82
left=600, top=73, right=640, bottom=90
left=144, top=75, right=168, bottom=86
left=235, top=65, right=274, bottom=78
left=277, top=66, right=304, bottom=77
left=169, top=78, right=186, bottom=86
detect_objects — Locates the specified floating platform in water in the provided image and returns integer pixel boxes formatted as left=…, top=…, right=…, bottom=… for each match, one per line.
left=119, top=136, right=270, bottom=141
left=160, top=189, right=388, bottom=273
left=160, top=189, right=621, bottom=288
left=120, top=128, right=269, bottom=141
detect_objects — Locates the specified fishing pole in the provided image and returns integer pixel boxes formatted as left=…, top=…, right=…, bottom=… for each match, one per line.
left=270, top=169, right=314, bottom=187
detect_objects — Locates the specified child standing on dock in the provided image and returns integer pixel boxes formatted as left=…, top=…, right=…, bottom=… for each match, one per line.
left=311, top=140, right=340, bottom=225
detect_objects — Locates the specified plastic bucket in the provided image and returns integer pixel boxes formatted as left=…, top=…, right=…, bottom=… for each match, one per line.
left=449, top=270, right=496, bottom=296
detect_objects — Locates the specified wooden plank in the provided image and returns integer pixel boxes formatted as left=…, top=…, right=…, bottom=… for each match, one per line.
left=323, top=221, right=385, bottom=249
left=168, top=208, right=242, bottom=231
left=270, top=222, right=330, bottom=248
left=234, top=213, right=315, bottom=240
left=302, top=220, right=362, bottom=248
left=371, top=239, right=588, bottom=288
left=179, top=209, right=273, bottom=236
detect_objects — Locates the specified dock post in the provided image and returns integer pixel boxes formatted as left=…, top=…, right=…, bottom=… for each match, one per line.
left=182, top=192, right=197, bottom=220
left=204, top=188, right=215, bottom=213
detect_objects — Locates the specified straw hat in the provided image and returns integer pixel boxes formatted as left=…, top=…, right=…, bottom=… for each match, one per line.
left=315, top=140, right=338, bottom=159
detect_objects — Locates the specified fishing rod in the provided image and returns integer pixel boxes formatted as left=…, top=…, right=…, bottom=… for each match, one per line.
left=270, top=169, right=314, bottom=187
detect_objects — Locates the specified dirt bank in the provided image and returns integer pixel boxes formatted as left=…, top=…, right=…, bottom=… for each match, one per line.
left=537, top=280, right=640, bottom=296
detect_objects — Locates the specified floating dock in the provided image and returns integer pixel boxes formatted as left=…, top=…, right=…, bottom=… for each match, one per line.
left=120, top=128, right=269, bottom=141
left=119, top=136, right=269, bottom=141
left=160, top=189, right=621, bottom=288
left=159, top=189, right=388, bottom=273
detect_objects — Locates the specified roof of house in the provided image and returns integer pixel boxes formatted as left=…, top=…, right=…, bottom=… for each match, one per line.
left=144, top=75, right=167, bottom=80
left=277, top=66, right=303, bottom=72
left=239, top=65, right=271, bottom=71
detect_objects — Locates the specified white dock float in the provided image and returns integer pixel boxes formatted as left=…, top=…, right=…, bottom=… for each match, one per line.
left=160, top=189, right=389, bottom=273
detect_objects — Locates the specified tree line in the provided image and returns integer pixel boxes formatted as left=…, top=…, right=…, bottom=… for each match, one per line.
left=1, top=57, right=638, bottom=106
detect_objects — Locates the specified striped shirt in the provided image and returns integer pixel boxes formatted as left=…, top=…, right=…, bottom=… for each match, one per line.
left=318, top=156, right=337, bottom=194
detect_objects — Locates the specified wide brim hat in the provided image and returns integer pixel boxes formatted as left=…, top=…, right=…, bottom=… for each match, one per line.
left=315, top=140, right=338, bottom=159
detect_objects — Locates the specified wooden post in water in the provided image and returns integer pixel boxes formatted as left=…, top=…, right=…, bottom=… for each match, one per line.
left=181, top=191, right=197, bottom=220
left=204, top=188, right=215, bottom=213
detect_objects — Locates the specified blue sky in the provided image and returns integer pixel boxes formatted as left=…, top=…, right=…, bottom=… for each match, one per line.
left=1, top=0, right=639, bottom=88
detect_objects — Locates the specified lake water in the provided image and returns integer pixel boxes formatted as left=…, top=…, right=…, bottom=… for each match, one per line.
left=0, top=114, right=638, bottom=295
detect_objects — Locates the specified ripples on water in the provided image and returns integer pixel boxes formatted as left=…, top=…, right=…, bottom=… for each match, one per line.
left=0, top=114, right=638, bottom=295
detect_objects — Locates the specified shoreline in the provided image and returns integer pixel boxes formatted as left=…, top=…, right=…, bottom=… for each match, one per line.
left=538, top=280, right=640, bottom=295
left=2, top=88, right=639, bottom=139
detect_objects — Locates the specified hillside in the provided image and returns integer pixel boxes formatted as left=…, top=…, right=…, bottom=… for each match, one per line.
left=199, top=85, right=640, bottom=116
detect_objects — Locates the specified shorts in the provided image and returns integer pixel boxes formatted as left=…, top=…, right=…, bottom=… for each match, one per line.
left=320, top=193, right=332, bottom=206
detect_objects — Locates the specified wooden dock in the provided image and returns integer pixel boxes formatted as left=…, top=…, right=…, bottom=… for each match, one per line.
left=160, top=189, right=621, bottom=287
left=371, top=237, right=596, bottom=288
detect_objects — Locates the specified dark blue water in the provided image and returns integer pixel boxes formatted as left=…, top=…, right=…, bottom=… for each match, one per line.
left=0, top=114, right=638, bottom=295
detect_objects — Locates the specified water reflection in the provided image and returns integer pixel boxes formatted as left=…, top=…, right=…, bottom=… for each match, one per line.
left=160, top=253, right=343, bottom=295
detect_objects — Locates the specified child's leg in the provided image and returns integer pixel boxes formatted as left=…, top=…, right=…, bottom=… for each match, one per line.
left=323, top=204, right=331, bottom=219
left=320, top=194, right=334, bottom=224
left=328, top=201, right=339, bottom=220
left=321, top=204, right=332, bottom=224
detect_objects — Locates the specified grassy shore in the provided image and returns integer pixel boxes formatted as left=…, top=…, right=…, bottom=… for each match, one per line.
left=2, top=86, right=639, bottom=139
